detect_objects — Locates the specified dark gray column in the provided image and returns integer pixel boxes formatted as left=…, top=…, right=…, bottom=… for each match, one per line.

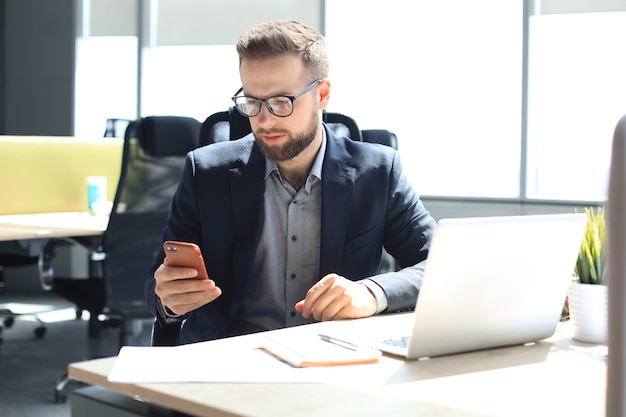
left=2, top=0, right=75, bottom=135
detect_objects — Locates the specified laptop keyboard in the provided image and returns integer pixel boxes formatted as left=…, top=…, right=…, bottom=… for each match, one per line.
left=382, top=336, right=409, bottom=348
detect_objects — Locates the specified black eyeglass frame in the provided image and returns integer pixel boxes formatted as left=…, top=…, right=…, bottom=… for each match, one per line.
left=231, top=79, right=322, bottom=118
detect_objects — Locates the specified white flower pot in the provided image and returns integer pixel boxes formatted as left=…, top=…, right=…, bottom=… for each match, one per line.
left=568, top=281, right=608, bottom=344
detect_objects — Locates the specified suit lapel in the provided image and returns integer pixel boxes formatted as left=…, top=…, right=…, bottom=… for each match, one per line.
left=320, top=133, right=356, bottom=276
left=229, top=138, right=265, bottom=315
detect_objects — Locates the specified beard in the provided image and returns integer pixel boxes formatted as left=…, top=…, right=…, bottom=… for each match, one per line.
left=254, top=110, right=319, bottom=162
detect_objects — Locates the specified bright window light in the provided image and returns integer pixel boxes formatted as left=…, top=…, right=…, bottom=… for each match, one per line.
left=108, top=1, right=626, bottom=203
left=527, top=11, right=626, bottom=201
left=74, top=36, right=138, bottom=138
left=140, top=45, right=240, bottom=121
left=325, top=0, right=523, bottom=198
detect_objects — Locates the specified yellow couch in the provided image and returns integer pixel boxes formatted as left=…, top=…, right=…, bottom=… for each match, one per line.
left=0, top=136, right=123, bottom=215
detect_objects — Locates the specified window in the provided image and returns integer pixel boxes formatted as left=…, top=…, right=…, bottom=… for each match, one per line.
left=74, top=36, right=138, bottom=138
left=140, top=45, right=239, bottom=121
left=527, top=11, right=626, bottom=201
left=75, top=0, right=626, bottom=203
left=325, top=0, right=523, bottom=198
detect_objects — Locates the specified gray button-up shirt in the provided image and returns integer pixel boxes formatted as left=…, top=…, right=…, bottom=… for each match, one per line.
left=243, top=134, right=326, bottom=331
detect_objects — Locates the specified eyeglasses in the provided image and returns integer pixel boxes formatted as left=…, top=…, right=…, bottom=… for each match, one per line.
left=231, top=80, right=321, bottom=118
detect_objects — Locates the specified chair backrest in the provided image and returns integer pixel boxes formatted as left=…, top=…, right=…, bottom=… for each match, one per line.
left=198, top=107, right=365, bottom=146
left=199, top=107, right=252, bottom=146
left=103, top=116, right=201, bottom=318
left=362, top=129, right=398, bottom=150
left=323, top=111, right=362, bottom=142
left=104, top=118, right=132, bottom=138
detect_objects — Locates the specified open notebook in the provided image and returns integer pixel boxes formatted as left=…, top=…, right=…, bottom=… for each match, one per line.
left=353, top=213, right=587, bottom=360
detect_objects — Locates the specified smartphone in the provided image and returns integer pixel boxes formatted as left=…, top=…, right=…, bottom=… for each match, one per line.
left=163, top=240, right=209, bottom=279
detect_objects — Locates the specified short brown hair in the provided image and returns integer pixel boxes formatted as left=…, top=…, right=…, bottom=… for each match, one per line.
left=236, top=20, right=329, bottom=81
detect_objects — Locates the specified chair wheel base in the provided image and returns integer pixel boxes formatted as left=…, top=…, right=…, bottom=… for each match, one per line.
left=35, top=326, right=47, bottom=338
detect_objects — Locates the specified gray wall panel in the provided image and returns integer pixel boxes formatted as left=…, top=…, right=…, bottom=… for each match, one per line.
left=2, top=0, right=75, bottom=135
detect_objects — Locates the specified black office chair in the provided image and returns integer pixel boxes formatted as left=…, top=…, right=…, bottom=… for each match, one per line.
left=52, top=115, right=201, bottom=402
left=199, top=106, right=252, bottom=145
left=103, top=118, right=133, bottom=138
left=49, top=115, right=202, bottom=344
left=0, top=249, right=47, bottom=343
left=362, top=129, right=398, bottom=150
left=323, top=111, right=362, bottom=142
left=198, top=107, right=363, bottom=146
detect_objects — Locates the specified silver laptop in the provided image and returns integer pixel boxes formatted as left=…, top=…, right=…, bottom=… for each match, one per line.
left=369, top=213, right=587, bottom=360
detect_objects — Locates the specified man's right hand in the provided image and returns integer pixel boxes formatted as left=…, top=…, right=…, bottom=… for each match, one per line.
left=153, top=258, right=222, bottom=316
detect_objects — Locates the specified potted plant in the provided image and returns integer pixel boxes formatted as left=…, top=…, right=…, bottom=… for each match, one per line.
left=567, top=206, right=608, bottom=343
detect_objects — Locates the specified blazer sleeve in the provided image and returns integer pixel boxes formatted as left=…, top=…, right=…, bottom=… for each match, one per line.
left=367, top=151, right=436, bottom=312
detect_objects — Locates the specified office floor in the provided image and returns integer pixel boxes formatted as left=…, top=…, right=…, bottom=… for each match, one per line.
left=0, top=292, right=151, bottom=417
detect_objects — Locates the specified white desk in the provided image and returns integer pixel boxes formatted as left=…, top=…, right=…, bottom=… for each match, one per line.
left=0, top=211, right=108, bottom=291
left=0, top=212, right=108, bottom=241
left=68, top=313, right=607, bottom=417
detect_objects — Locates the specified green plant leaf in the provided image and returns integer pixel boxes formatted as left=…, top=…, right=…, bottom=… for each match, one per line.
left=574, top=206, right=606, bottom=285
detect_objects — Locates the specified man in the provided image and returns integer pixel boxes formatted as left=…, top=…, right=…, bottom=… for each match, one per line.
left=146, top=20, right=436, bottom=344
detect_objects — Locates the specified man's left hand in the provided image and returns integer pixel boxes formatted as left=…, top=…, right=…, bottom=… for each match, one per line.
left=295, top=274, right=377, bottom=321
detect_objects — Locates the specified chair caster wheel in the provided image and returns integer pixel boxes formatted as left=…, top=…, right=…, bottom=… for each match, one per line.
left=35, top=326, right=47, bottom=338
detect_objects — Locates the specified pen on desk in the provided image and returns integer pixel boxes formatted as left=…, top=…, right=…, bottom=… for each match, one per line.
left=318, top=334, right=366, bottom=351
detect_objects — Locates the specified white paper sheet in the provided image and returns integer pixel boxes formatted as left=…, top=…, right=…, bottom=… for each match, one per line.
left=107, top=336, right=400, bottom=385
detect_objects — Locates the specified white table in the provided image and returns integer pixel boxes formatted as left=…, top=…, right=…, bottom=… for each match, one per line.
left=68, top=313, right=607, bottom=417
left=0, top=211, right=108, bottom=291
left=0, top=212, right=108, bottom=241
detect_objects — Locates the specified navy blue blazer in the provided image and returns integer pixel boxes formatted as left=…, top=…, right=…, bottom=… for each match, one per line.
left=146, top=126, right=436, bottom=343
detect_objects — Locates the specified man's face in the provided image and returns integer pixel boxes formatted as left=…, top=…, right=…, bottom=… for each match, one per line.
left=239, top=54, right=321, bottom=162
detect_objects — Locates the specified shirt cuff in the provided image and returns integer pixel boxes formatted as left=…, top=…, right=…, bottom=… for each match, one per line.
left=359, top=279, right=389, bottom=314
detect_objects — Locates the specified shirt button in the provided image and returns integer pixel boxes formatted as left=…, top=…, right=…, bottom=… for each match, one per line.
left=291, top=235, right=297, bottom=242
left=290, top=311, right=297, bottom=318
left=290, top=273, right=296, bottom=280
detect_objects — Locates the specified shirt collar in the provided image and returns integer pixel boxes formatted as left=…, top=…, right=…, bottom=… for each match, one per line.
left=264, top=127, right=327, bottom=191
